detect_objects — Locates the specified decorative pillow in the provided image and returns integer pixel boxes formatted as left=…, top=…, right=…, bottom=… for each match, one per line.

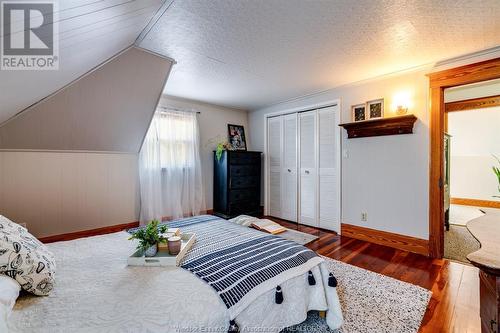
left=0, top=215, right=27, bottom=234
left=0, top=216, right=56, bottom=296
left=228, top=215, right=259, bottom=227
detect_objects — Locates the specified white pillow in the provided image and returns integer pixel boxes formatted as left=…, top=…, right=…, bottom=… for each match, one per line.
left=0, top=216, right=56, bottom=296
left=228, top=215, right=259, bottom=227
left=0, top=275, right=20, bottom=332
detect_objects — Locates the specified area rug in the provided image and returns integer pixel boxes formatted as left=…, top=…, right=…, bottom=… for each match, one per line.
left=449, top=204, right=484, bottom=226
left=276, top=228, right=319, bottom=245
left=444, top=225, right=480, bottom=263
left=283, top=256, right=432, bottom=333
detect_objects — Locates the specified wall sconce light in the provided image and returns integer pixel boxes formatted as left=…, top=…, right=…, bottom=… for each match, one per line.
left=396, top=105, right=408, bottom=115
left=392, top=91, right=412, bottom=116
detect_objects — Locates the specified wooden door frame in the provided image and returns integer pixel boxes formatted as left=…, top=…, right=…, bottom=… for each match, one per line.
left=427, top=57, right=500, bottom=258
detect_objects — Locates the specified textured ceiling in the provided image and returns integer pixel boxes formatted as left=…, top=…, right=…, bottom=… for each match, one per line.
left=0, top=0, right=164, bottom=125
left=139, top=0, right=500, bottom=110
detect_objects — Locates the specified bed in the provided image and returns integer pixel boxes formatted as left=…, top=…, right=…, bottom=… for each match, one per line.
left=8, top=215, right=343, bottom=332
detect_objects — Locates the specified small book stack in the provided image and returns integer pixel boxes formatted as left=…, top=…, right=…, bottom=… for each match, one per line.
left=251, top=219, right=287, bottom=235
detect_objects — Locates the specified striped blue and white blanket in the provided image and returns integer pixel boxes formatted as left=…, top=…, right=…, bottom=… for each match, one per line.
left=129, top=215, right=326, bottom=319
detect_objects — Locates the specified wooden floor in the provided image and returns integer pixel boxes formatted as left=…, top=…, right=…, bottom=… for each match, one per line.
left=268, top=217, right=481, bottom=333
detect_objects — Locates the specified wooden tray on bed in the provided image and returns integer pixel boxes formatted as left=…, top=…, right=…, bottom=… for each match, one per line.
left=127, top=233, right=196, bottom=267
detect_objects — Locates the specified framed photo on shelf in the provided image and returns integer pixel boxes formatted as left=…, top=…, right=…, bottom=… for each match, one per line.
left=228, top=124, right=247, bottom=150
left=351, top=104, right=367, bottom=122
left=367, top=98, right=384, bottom=119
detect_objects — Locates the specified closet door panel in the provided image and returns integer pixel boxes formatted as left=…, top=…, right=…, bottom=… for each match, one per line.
left=267, top=117, right=282, bottom=217
left=299, top=111, right=317, bottom=226
left=318, top=107, right=339, bottom=231
left=281, top=114, right=297, bottom=222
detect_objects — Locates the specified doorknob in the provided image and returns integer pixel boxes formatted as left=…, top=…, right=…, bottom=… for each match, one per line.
left=305, top=170, right=310, bottom=174
left=287, top=169, right=291, bottom=172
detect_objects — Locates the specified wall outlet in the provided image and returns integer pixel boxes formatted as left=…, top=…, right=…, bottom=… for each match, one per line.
left=361, top=213, right=367, bottom=222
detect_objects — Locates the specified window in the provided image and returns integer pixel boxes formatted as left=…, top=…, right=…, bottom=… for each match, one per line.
left=155, top=111, right=192, bottom=169
left=138, top=107, right=205, bottom=222
left=155, top=110, right=198, bottom=169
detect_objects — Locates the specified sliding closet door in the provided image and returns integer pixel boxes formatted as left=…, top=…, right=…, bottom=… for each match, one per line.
left=318, top=106, right=340, bottom=232
left=267, top=117, right=282, bottom=217
left=299, top=111, right=317, bottom=226
left=281, top=114, right=297, bottom=222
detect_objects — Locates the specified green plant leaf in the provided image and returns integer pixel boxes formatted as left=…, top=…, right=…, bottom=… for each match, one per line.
left=128, top=220, right=166, bottom=251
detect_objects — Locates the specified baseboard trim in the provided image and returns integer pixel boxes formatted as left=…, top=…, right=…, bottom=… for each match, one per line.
left=450, top=197, right=500, bottom=209
left=341, top=223, right=429, bottom=256
left=39, top=210, right=216, bottom=244
left=39, top=221, right=140, bottom=243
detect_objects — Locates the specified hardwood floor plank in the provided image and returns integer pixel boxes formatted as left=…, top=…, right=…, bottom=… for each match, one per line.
left=265, top=216, right=480, bottom=333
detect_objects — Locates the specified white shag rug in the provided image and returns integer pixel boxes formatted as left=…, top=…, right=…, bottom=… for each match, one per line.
left=283, top=256, right=432, bottom=333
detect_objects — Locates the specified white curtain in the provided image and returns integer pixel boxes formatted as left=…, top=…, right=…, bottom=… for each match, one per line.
left=139, top=108, right=205, bottom=224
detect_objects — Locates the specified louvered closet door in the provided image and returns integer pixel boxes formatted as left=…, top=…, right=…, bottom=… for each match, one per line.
left=267, top=117, right=282, bottom=217
left=281, top=114, right=297, bottom=222
left=299, top=111, right=317, bottom=226
left=318, top=106, right=340, bottom=232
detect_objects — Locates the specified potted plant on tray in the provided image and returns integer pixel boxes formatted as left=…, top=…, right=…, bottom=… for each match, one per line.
left=128, top=220, right=168, bottom=257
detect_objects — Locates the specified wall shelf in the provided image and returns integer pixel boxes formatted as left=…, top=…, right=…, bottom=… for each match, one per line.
left=339, top=114, right=417, bottom=139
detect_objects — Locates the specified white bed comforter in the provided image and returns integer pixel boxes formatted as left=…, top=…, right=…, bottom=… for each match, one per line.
left=8, top=232, right=342, bottom=333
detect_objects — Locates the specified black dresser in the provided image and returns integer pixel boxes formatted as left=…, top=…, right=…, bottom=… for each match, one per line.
left=213, top=150, right=262, bottom=219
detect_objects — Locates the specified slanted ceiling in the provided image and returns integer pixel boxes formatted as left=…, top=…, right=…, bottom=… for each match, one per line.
left=0, top=47, right=173, bottom=152
left=0, top=0, right=164, bottom=125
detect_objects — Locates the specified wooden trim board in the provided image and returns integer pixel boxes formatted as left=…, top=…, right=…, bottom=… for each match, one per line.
left=39, top=210, right=216, bottom=243
left=39, top=221, right=140, bottom=243
left=341, top=223, right=429, bottom=256
left=451, top=197, right=500, bottom=209
left=445, top=95, right=500, bottom=112
left=427, top=57, right=500, bottom=258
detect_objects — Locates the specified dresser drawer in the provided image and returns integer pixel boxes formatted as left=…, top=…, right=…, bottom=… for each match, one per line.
left=229, top=189, right=258, bottom=202
left=230, top=165, right=259, bottom=177
left=229, top=201, right=259, bottom=215
left=230, top=176, right=259, bottom=189
left=229, top=152, right=261, bottom=165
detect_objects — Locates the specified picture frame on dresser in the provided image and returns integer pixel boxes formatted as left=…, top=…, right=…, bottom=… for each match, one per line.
left=228, top=124, right=247, bottom=151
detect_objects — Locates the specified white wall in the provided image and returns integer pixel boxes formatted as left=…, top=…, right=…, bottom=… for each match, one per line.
left=249, top=69, right=430, bottom=239
left=0, top=151, right=139, bottom=238
left=158, top=95, right=249, bottom=210
left=448, top=106, right=500, bottom=201
left=445, top=78, right=500, bottom=103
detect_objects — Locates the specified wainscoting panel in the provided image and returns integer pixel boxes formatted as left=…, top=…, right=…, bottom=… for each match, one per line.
left=0, top=151, right=139, bottom=238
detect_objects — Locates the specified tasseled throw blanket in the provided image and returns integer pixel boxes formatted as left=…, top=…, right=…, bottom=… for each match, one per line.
left=128, top=215, right=326, bottom=319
